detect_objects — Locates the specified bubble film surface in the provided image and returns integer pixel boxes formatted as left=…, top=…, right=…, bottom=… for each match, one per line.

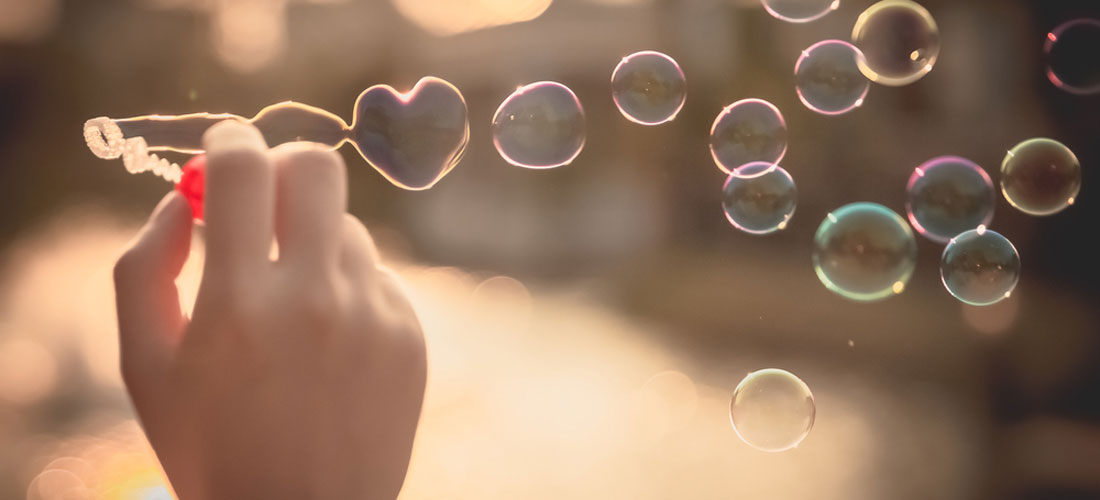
left=813, top=202, right=918, bottom=302
left=722, top=162, right=797, bottom=234
left=350, top=77, right=470, bottom=190
left=492, top=81, right=586, bottom=169
left=709, top=99, right=788, bottom=174
left=794, top=40, right=870, bottom=115
left=941, top=228, right=1020, bottom=306
left=762, top=0, right=839, bottom=23
left=1000, top=138, right=1081, bottom=216
left=729, top=368, right=815, bottom=452
left=611, top=51, right=687, bottom=125
left=905, top=156, right=995, bottom=243
left=1045, top=19, right=1100, bottom=95
left=852, top=0, right=940, bottom=86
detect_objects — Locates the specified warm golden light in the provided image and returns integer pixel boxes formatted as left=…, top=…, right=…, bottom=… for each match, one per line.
left=390, top=0, right=552, bottom=36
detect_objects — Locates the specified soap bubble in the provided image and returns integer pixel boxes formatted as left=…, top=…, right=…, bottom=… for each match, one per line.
left=709, top=99, right=788, bottom=174
left=722, top=162, right=797, bottom=234
left=350, top=77, right=469, bottom=190
left=851, top=0, right=940, bottom=86
left=611, top=51, right=687, bottom=125
left=905, top=156, right=995, bottom=244
left=761, top=0, right=840, bottom=23
left=1045, top=19, right=1100, bottom=95
left=1000, top=138, right=1081, bottom=216
left=941, top=227, right=1020, bottom=306
left=729, top=368, right=815, bottom=452
left=794, top=40, right=870, bottom=115
left=813, top=202, right=917, bottom=302
left=492, top=81, right=586, bottom=169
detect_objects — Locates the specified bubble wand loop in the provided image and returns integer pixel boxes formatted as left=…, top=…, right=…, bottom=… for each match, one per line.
left=82, top=76, right=470, bottom=192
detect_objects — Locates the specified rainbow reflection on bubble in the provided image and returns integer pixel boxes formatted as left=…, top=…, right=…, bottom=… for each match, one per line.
left=722, top=162, right=797, bottom=235
left=794, top=40, right=870, bottom=115
left=709, top=99, right=788, bottom=174
left=492, top=81, right=586, bottom=169
left=1044, top=19, right=1100, bottom=95
left=941, top=227, right=1020, bottom=306
left=905, top=156, right=995, bottom=244
left=813, top=202, right=917, bottom=302
left=611, top=51, right=686, bottom=125
left=729, top=368, right=815, bottom=452
left=1000, top=138, right=1081, bottom=216
left=761, top=0, right=840, bottom=23
left=852, top=0, right=940, bottom=86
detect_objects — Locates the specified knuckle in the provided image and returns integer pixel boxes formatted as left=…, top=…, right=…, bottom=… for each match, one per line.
left=113, top=247, right=144, bottom=285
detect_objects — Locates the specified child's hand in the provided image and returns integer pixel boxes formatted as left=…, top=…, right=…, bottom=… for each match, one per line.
left=113, top=121, right=426, bottom=500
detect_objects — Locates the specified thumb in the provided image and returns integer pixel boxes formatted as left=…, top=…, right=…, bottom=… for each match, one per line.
left=114, top=190, right=193, bottom=392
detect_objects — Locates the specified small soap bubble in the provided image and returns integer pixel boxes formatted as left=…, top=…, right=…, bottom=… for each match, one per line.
left=941, top=228, right=1020, bottom=306
left=611, top=51, right=686, bottom=125
left=852, top=0, right=940, bottom=86
left=813, top=202, right=917, bottom=302
left=1000, top=138, right=1081, bottom=216
left=729, top=368, right=815, bottom=452
left=350, top=77, right=470, bottom=190
left=905, top=156, right=995, bottom=244
left=709, top=99, right=788, bottom=174
left=492, top=81, right=586, bottom=169
left=1045, top=19, right=1100, bottom=95
left=762, top=0, right=839, bottom=23
left=722, top=162, right=797, bottom=234
left=795, top=40, right=870, bottom=115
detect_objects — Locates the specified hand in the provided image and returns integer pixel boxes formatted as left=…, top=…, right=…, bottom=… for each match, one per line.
left=113, top=121, right=427, bottom=500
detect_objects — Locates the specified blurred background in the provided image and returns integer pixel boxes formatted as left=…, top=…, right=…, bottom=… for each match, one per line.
left=2, top=0, right=1100, bottom=498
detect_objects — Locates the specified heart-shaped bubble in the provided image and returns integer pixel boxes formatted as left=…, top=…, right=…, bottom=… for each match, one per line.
left=350, top=77, right=469, bottom=190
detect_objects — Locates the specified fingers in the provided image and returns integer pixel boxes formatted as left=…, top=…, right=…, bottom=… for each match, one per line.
left=114, top=191, right=193, bottom=387
left=338, top=214, right=381, bottom=284
left=201, top=121, right=274, bottom=279
left=273, top=144, right=347, bottom=275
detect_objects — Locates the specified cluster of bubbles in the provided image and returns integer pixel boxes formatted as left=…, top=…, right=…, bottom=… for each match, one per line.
left=81, top=0, right=1093, bottom=455
left=719, top=0, right=1087, bottom=452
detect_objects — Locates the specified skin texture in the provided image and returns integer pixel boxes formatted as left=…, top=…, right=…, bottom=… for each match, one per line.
left=113, top=121, right=426, bottom=500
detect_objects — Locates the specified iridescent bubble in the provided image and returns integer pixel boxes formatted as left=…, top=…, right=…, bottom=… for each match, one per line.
left=794, top=40, right=870, bottom=115
left=813, top=202, right=917, bottom=302
left=709, top=99, right=788, bottom=174
left=350, top=77, right=470, bottom=190
left=851, top=0, right=940, bottom=86
left=611, top=51, right=686, bottom=125
left=762, top=0, right=839, bottom=23
left=1045, top=19, right=1100, bottom=95
left=941, top=227, right=1020, bottom=306
left=1000, top=138, right=1081, bottom=216
left=492, top=81, right=586, bottom=169
left=729, top=368, right=815, bottom=452
left=905, top=156, right=995, bottom=244
left=722, top=162, right=797, bottom=234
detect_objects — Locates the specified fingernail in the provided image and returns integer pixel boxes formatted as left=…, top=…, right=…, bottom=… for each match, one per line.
left=202, top=120, right=267, bottom=154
